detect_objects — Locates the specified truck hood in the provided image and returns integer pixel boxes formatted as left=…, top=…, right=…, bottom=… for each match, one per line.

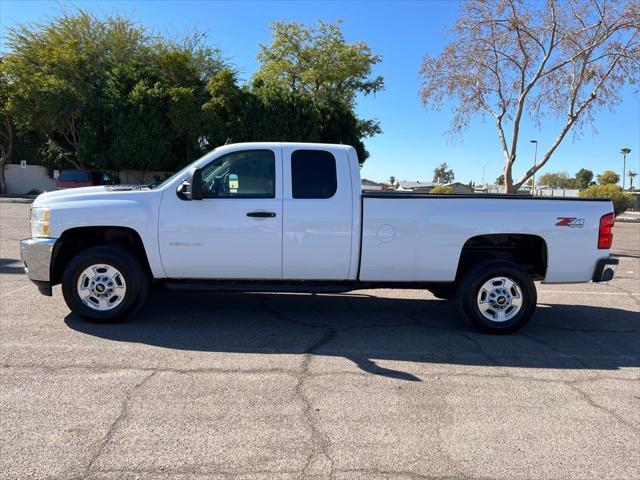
left=32, top=184, right=165, bottom=240
left=33, top=185, right=155, bottom=208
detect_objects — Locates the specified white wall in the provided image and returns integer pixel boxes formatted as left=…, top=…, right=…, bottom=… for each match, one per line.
left=535, top=188, right=580, bottom=198
left=3, top=165, right=174, bottom=194
left=5, top=165, right=56, bottom=195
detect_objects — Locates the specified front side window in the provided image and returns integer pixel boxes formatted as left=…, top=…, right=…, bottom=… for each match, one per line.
left=201, top=149, right=275, bottom=198
left=291, top=150, right=337, bottom=199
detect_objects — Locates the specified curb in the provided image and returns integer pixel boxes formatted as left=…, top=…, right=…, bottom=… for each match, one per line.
left=0, top=197, right=35, bottom=204
left=617, top=211, right=640, bottom=223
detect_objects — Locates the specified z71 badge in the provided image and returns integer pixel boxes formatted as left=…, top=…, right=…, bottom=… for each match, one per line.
left=555, top=217, right=585, bottom=228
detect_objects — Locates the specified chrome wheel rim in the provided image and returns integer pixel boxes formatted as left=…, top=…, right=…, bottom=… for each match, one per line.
left=477, top=276, right=523, bottom=323
left=77, top=264, right=127, bottom=311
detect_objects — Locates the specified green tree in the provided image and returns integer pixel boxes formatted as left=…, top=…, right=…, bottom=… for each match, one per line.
left=430, top=185, right=454, bottom=194
left=574, top=168, right=594, bottom=190
left=256, top=19, right=383, bottom=104
left=5, top=11, right=137, bottom=169
left=433, top=162, right=454, bottom=183
left=629, top=171, right=637, bottom=189
left=0, top=59, right=15, bottom=193
left=538, top=172, right=572, bottom=188
left=203, top=69, right=378, bottom=163
left=496, top=174, right=504, bottom=186
left=597, top=170, right=620, bottom=185
left=3, top=11, right=384, bottom=176
left=255, top=19, right=383, bottom=161
left=580, top=184, right=632, bottom=215
left=3, top=10, right=226, bottom=173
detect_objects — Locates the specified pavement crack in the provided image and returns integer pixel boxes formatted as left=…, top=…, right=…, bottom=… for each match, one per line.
left=605, top=282, right=640, bottom=308
left=458, top=332, right=504, bottom=367
left=0, top=363, right=300, bottom=376
left=258, top=294, right=329, bottom=330
left=335, top=468, right=486, bottom=480
left=533, top=323, right=640, bottom=334
left=81, top=370, right=157, bottom=478
left=255, top=293, right=337, bottom=478
left=569, top=383, right=640, bottom=434
left=297, top=327, right=337, bottom=479
left=518, top=331, right=590, bottom=368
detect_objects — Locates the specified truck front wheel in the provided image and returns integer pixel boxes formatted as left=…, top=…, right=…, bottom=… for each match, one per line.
left=456, top=260, right=536, bottom=334
left=62, top=246, right=149, bottom=323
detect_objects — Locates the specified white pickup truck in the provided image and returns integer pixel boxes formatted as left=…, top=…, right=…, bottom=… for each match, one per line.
left=21, top=142, right=618, bottom=333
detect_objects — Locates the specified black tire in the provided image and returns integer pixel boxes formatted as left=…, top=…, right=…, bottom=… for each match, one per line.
left=428, top=285, right=457, bottom=300
left=456, top=260, right=536, bottom=334
left=62, top=245, right=149, bottom=323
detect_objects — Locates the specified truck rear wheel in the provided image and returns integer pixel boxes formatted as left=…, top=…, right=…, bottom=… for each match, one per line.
left=456, top=260, right=536, bottom=334
left=62, top=245, right=149, bottom=323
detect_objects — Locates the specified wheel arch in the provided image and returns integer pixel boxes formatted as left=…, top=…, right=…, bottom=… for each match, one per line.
left=455, top=233, right=548, bottom=282
left=51, top=226, right=152, bottom=285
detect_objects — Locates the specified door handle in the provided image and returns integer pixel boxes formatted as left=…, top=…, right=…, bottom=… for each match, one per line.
left=246, top=211, right=276, bottom=218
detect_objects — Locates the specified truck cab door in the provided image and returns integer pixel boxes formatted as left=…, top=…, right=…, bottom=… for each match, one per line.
left=282, top=146, right=353, bottom=279
left=158, top=147, right=283, bottom=279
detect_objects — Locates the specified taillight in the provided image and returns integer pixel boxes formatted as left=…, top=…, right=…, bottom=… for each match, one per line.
left=598, top=212, right=615, bottom=249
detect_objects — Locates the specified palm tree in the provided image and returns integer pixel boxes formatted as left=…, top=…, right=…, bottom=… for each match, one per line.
left=629, top=170, right=637, bottom=190
left=388, top=176, right=397, bottom=188
left=620, top=147, right=631, bottom=189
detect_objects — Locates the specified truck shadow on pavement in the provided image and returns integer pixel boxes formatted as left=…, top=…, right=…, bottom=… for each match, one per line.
left=65, top=286, right=640, bottom=381
left=0, top=258, right=26, bottom=274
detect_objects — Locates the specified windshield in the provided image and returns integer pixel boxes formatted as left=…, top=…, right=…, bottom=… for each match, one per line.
left=152, top=148, right=219, bottom=190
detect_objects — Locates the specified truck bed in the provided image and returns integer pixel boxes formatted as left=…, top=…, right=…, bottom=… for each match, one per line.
left=359, top=192, right=613, bottom=284
left=362, top=191, right=611, bottom=201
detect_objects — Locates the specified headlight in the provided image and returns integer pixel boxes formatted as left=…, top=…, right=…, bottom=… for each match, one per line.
left=30, top=207, right=51, bottom=237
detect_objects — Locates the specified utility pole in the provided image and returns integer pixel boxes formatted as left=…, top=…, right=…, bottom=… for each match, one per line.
left=530, top=140, right=538, bottom=196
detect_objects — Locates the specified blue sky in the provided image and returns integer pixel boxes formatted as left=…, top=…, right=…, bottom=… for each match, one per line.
left=1, top=0, right=639, bottom=185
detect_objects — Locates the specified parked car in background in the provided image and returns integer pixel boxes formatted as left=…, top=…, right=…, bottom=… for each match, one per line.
left=55, top=170, right=113, bottom=189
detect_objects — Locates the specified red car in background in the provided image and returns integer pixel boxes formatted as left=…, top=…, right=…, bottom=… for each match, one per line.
left=55, top=170, right=113, bottom=189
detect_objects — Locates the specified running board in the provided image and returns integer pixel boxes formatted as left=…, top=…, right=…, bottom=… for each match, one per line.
left=163, top=280, right=358, bottom=294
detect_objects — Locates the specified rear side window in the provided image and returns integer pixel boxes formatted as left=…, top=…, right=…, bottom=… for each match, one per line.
left=291, top=150, right=337, bottom=199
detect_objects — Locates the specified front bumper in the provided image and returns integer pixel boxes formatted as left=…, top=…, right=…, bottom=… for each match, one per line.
left=20, top=238, right=57, bottom=295
left=592, top=256, right=619, bottom=282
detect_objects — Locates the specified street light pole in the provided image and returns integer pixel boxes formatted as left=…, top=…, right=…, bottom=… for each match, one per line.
left=530, top=140, right=538, bottom=196
left=482, top=161, right=490, bottom=186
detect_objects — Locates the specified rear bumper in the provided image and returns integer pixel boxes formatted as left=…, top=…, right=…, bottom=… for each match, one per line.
left=592, top=256, right=619, bottom=282
left=20, top=238, right=57, bottom=296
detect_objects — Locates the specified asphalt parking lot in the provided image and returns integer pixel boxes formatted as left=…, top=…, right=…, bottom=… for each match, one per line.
left=1, top=201, right=639, bottom=480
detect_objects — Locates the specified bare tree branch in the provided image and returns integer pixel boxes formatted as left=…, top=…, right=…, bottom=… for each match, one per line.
left=420, top=0, right=639, bottom=193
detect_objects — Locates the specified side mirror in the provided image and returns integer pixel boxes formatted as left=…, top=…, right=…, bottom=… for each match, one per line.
left=177, top=167, right=204, bottom=201
left=190, top=168, right=203, bottom=200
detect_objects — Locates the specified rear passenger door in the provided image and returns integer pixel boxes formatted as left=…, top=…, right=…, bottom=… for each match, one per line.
left=282, top=146, right=353, bottom=279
